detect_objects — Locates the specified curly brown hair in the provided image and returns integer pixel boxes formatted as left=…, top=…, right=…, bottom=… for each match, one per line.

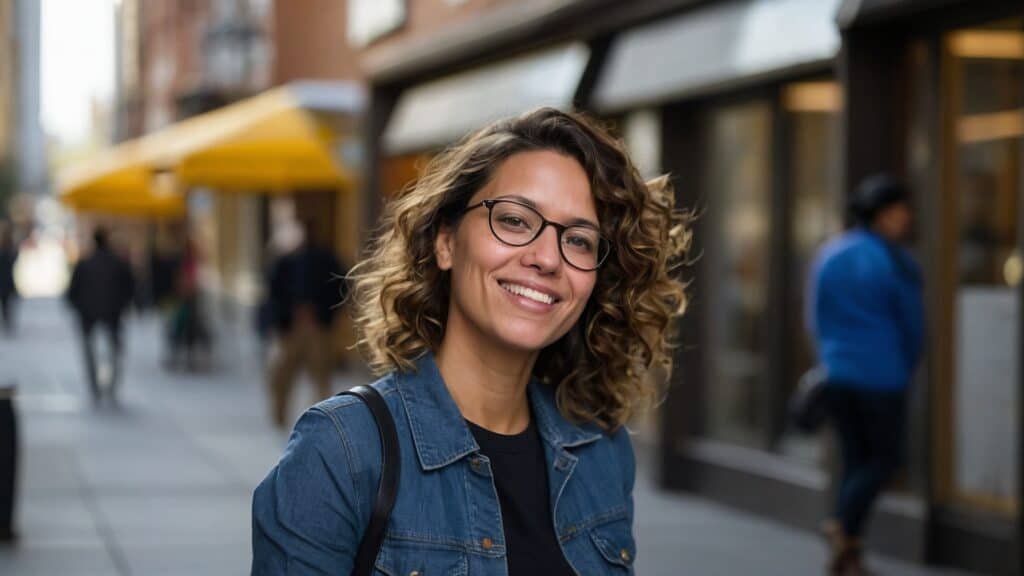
left=351, top=107, right=689, bottom=431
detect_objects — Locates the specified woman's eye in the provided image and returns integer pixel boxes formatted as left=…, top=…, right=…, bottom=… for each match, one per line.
left=565, top=235, right=595, bottom=251
left=499, top=216, right=527, bottom=228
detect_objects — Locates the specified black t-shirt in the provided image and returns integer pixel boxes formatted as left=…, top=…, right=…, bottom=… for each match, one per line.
left=467, top=418, right=576, bottom=576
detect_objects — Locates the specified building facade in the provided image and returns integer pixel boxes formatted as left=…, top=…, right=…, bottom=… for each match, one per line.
left=0, top=0, right=45, bottom=214
left=0, top=0, right=15, bottom=214
left=13, top=0, right=44, bottom=200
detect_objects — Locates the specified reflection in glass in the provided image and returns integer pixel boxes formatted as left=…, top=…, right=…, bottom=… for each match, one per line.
left=704, top=101, right=772, bottom=449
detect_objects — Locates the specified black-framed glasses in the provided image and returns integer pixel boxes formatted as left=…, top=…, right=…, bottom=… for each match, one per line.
left=461, top=199, right=610, bottom=271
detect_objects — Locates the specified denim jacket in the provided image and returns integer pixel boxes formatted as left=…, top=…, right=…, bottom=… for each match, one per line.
left=251, top=353, right=637, bottom=575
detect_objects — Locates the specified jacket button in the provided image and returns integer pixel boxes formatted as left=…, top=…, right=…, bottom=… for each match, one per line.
left=481, top=537, right=493, bottom=550
left=620, top=549, right=631, bottom=562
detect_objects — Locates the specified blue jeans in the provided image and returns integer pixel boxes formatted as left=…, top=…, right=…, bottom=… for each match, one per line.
left=827, top=385, right=906, bottom=537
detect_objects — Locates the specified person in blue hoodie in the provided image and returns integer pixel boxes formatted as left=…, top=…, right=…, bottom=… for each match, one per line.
left=807, top=174, right=924, bottom=576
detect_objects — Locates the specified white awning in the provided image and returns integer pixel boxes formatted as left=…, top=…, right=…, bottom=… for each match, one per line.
left=383, top=43, right=590, bottom=154
left=592, top=0, right=843, bottom=112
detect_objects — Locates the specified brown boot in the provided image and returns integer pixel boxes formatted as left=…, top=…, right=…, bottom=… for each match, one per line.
left=821, top=519, right=871, bottom=576
left=821, top=518, right=845, bottom=572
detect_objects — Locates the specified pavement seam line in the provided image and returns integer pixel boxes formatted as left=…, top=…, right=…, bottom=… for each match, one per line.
left=73, top=431, right=134, bottom=576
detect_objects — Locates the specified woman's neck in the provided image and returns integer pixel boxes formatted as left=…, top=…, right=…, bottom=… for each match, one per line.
left=435, top=328, right=536, bottom=435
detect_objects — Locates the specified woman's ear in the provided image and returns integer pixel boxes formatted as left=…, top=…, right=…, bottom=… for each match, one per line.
left=435, top=225, right=454, bottom=271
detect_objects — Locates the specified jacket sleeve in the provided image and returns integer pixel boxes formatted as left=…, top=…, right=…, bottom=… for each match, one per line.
left=251, top=407, right=365, bottom=575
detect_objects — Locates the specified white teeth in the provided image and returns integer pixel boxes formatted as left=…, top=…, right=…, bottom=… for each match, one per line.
left=500, top=282, right=555, bottom=305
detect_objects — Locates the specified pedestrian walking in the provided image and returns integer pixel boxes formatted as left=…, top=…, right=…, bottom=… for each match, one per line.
left=66, top=228, right=135, bottom=403
left=252, top=107, right=689, bottom=575
left=264, top=221, right=346, bottom=427
left=0, top=222, right=18, bottom=336
left=807, top=174, right=924, bottom=576
left=165, top=237, right=212, bottom=371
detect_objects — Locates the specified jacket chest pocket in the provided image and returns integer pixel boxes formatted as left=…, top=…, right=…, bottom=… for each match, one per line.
left=373, top=543, right=469, bottom=576
left=585, top=518, right=636, bottom=574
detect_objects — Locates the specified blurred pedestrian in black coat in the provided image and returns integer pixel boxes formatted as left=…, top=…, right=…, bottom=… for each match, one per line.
left=67, top=228, right=135, bottom=403
left=0, top=222, right=18, bottom=336
left=265, top=221, right=346, bottom=427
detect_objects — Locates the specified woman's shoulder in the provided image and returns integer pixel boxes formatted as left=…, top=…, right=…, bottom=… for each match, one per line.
left=313, top=373, right=401, bottom=420
left=294, top=374, right=403, bottom=472
left=313, top=374, right=402, bottom=438
left=267, top=374, right=404, bottom=516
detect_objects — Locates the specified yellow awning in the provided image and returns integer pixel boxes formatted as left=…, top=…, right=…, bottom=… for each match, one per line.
left=61, top=187, right=186, bottom=219
left=57, top=81, right=364, bottom=213
left=60, top=171, right=186, bottom=219
left=56, top=140, right=151, bottom=206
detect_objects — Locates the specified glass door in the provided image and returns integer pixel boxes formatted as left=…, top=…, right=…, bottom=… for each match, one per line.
left=703, top=100, right=774, bottom=449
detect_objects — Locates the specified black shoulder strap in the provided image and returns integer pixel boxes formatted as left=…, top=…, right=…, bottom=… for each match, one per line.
left=340, top=385, right=400, bottom=576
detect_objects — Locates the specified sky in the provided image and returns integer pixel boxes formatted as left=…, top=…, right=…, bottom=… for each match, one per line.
left=40, top=0, right=116, bottom=145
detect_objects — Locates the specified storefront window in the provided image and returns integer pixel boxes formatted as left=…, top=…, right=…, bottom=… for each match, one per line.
left=946, top=18, right=1023, bottom=514
left=778, top=81, right=843, bottom=465
left=704, top=100, right=773, bottom=449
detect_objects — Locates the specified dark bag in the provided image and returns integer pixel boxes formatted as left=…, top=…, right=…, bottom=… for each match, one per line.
left=339, top=385, right=400, bottom=576
left=788, top=365, right=830, bottom=433
left=0, top=383, right=17, bottom=542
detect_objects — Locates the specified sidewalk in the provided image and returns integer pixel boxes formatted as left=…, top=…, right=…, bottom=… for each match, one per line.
left=0, top=298, right=976, bottom=575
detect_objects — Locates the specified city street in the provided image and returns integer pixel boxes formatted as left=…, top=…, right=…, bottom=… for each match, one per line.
left=0, top=297, right=976, bottom=575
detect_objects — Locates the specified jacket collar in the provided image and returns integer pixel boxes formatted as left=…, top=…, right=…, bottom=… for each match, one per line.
left=396, top=352, right=603, bottom=471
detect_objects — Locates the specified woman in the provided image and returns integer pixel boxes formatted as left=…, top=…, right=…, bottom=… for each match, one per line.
left=808, top=174, right=923, bottom=575
left=252, top=107, right=688, bottom=575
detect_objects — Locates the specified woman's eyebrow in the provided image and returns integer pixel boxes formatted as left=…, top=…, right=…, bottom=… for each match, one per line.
left=493, top=194, right=600, bottom=229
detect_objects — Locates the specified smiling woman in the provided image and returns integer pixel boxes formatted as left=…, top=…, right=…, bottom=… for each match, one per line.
left=252, top=107, right=690, bottom=576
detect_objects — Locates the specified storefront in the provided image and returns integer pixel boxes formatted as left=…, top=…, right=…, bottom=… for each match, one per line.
left=840, top=1, right=1023, bottom=573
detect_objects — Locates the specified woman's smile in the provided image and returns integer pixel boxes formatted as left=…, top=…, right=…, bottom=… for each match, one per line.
left=497, top=279, right=561, bottom=309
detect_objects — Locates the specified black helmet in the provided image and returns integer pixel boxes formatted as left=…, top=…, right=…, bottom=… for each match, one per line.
left=848, top=173, right=909, bottom=226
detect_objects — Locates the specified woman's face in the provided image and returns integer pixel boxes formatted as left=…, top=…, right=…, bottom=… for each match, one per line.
left=435, top=150, right=600, bottom=355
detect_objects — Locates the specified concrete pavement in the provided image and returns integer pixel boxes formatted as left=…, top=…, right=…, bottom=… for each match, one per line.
left=0, top=297, right=976, bottom=575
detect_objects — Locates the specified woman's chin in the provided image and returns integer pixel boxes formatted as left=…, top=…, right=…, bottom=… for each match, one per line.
left=492, top=327, right=567, bottom=355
